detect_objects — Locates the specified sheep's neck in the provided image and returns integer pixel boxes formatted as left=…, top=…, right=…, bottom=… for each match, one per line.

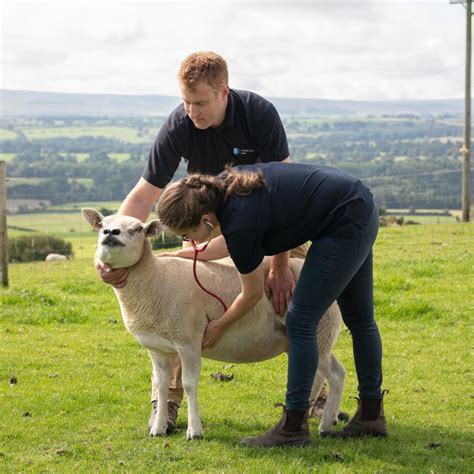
left=114, top=240, right=163, bottom=318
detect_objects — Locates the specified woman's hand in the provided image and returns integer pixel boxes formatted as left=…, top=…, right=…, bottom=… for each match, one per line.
left=202, top=319, right=227, bottom=349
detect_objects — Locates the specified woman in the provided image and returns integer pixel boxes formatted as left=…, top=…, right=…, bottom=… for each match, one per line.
left=157, top=162, right=386, bottom=447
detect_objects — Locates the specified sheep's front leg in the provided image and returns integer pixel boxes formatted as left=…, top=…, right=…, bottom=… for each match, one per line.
left=317, top=353, right=346, bottom=433
left=308, top=368, right=326, bottom=419
left=148, top=350, right=173, bottom=437
left=177, top=345, right=203, bottom=440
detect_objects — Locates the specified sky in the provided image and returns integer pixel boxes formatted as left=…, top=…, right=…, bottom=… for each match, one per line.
left=0, top=0, right=469, bottom=101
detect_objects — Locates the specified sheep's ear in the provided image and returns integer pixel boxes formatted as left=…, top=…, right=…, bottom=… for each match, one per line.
left=81, top=208, right=104, bottom=231
left=144, top=219, right=162, bottom=238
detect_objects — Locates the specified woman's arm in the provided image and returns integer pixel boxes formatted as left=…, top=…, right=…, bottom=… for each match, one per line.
left=158, top=235, right=229, bottom=261
left=202, top=262, right=265, bottom=348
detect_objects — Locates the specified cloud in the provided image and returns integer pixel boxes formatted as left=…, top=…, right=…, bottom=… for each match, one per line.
left=0, top=1, right=466, bottom=100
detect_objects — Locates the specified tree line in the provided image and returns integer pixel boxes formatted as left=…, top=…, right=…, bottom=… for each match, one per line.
left=1, top=116, right=469, bottom=209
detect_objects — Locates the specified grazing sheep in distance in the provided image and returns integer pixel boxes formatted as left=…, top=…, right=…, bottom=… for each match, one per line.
left=45, top=253, right=67, bottom=262
left=81, top=208, right=346, bottom=440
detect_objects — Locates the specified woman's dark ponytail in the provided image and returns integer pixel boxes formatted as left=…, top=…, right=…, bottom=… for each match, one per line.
left=157, top=168, right=265, bottom=230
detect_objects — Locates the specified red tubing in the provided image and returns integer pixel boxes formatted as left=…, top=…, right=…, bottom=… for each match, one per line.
left=191, top=239, right=228, bottom=313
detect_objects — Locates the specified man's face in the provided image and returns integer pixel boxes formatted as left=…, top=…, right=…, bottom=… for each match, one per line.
left=180, top=81, right=229, bottom=129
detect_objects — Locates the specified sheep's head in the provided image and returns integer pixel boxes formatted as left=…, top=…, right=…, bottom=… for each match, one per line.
left=81, top=208, right=161, bottom=269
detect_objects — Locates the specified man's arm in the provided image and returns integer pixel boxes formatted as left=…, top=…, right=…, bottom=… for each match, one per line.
left=97, top=178, right=163, bottom=288
left=159, top=235, right=229, bottom=261
left=118, top=177, right=163, bottom=221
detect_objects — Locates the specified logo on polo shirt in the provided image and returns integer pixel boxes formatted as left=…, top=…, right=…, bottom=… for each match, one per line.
left=233, top=147, right=255, bottom=156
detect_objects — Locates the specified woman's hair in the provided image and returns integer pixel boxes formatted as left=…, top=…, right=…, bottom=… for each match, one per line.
left=178, top=51, right=228, bottom=90
left=157, top=168, right=265, bottom=230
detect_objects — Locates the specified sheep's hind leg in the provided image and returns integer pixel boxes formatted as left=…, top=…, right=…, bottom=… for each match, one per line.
left=148, top=350, right=173, bottom=437
left=177, top=345, right=203, bottom=440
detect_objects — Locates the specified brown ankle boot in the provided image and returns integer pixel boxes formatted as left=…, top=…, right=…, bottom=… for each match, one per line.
left=322, top=391, right=388, bottom=439
left=240, top=404, right=312, bottom=448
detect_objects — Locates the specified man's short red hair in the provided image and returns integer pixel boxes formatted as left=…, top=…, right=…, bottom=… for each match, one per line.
left=178, top=51, right=228, bottom=90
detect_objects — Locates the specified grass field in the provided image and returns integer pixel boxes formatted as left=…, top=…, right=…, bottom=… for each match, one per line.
left=0, top=129, right=18, bottom=140
left=0, top=153, right=16, bottom=163
left=1, top=222, right=473, bottom=472
left=19, top=126, right=155, bottom=144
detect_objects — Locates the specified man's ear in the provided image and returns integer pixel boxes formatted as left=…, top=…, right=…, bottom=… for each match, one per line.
left=144, top=220, right=162, bottom=238
left=221, top=85, right=230, bottom=99
left=81, top=208, right=104, bottom=231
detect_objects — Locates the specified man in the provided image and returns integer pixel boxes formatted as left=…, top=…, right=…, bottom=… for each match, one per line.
left=98, top=51, right=315, bottom=433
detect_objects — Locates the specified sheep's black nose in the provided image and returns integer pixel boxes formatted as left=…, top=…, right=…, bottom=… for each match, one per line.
left=104, top=229, right=121, bottom=235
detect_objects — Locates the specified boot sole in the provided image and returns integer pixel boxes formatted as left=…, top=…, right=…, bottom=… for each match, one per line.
left=241, top=438, right=312, bottom=448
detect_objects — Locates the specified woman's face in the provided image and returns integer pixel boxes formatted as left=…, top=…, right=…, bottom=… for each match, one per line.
left=173, top=220, right=213, bottom=244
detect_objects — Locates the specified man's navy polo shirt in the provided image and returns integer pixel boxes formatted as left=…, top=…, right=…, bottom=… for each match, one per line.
left=142, top=89, right=289, bottom=188
left=216, top=162, right=375, bottom=274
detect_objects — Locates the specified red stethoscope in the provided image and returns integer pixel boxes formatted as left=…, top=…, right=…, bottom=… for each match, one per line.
left=189, top=222, right=228, bottom=313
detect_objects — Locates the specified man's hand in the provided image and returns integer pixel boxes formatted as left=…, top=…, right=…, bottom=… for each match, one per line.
left=264, top=265, right=295, bottom=316
left=156, top=251, right=180, bottom=257
left=96, top=261, right=129, bottom=288
left=202, top=319, right=227, bottom=349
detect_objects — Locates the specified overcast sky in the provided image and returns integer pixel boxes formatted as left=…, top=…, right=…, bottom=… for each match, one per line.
left=0, top=0, right=468, bottom=100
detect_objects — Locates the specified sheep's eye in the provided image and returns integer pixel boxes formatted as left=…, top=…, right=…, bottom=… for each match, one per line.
left=135, top=226, right=143, bottom=233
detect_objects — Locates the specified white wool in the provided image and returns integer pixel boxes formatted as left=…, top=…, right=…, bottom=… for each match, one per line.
left=82, top=208, right=346, bottom=439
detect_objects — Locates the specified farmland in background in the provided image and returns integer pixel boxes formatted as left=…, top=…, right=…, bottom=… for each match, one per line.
left=1, top=113, right=471, bottom=212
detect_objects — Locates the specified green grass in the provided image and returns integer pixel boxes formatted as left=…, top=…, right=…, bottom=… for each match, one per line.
left=0, top=152, right=16, bottom=162
left=48, top=201, right=123, bottom=212
left=7, top=177, right=50, bottom=186
left=7, top=212, right=95, bottom=239
left=20, top=126, right=154, bottom=144
left=0, top=129, right=18, bottom=140
left=1, top=223, right=473, bottom=472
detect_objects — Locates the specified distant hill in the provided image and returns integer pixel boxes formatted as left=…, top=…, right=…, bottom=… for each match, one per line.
left=0, top=89, right=464, bottom=117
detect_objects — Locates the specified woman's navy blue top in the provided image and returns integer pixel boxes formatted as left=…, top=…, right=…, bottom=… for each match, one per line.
left=216, top=162, right=375, bottom=274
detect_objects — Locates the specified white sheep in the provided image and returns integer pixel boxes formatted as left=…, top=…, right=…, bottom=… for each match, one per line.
left=45, top=253, right=67, bottom=262
left=82, top=208, right=346, bottom=440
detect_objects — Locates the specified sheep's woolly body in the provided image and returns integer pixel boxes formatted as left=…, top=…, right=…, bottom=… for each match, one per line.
left=114, top=240, right=342, bottom=363
left=82, top=209, right=346, bottom=439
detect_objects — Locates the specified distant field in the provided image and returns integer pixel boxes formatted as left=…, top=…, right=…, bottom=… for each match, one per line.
left=7, top=177, right=49, bottom=186
left=57, top=153, right=132, bottom=162
left=7, top=212, right=93, bottom=238
left=20, top=126, right=155, bottom=143
left=0, top=153, right=16, bottom=162
left=109, top=153, right=132, bottom=162
left=0, top=129, right=17, bottom=140
left=6, top=206, right=460, bottom=247
left=386, top=209, right=459, bottom=224
left=49, top=201, right=122, bottom=211
left=390, top=214, right=458, bottom=224
left=58, top=153, right=89, bottom=162
left=6, top=177, right=95, bottom=189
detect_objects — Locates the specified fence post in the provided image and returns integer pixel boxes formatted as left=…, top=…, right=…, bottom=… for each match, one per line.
left=0, top=161, right=8, bottom=287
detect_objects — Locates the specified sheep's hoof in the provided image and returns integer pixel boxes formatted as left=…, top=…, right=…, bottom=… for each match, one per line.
left=149, top=425, right=168, bottom=437
left=186, top=428, right=203, bottom=440
left=338, top=411, right=350, bottom=423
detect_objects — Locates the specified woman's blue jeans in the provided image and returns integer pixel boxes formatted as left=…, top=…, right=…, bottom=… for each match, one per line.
left=285, top=207, right=382, bottom=411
